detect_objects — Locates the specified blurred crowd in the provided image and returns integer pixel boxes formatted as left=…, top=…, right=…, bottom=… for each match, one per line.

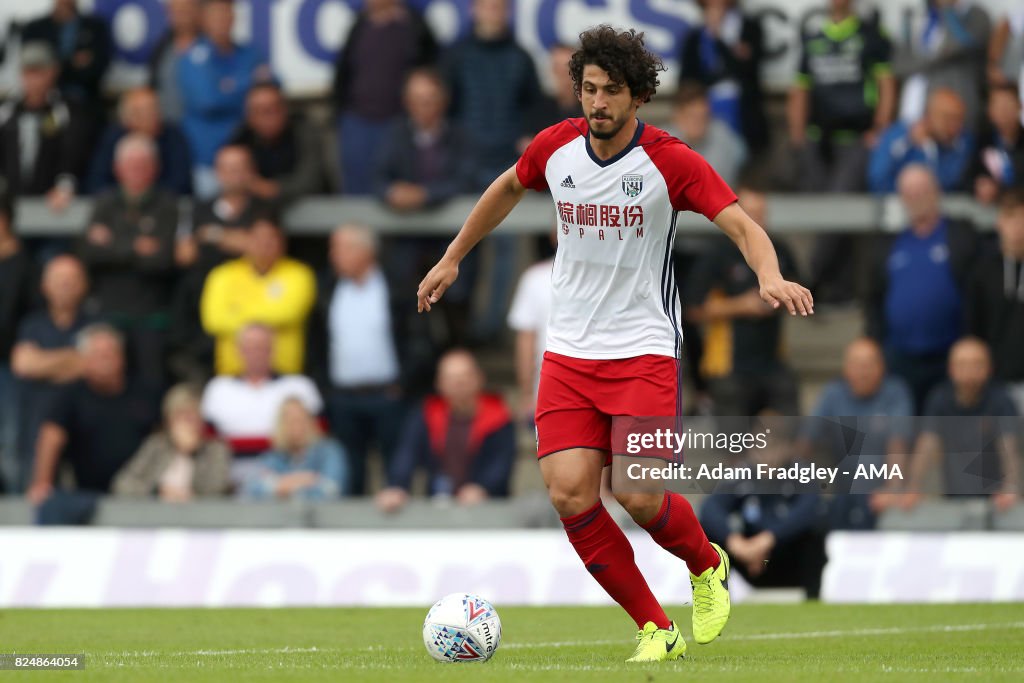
left=0, top=0, right=1021, bottom=531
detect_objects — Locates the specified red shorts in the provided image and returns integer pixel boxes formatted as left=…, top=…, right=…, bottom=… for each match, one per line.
left=535, top=351, right=681, bottom=461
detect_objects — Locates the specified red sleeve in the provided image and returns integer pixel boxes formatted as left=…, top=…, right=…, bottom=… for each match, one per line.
left=644, top=134, right=737, bottom=219
left=515, top=119, right=585, bottom=192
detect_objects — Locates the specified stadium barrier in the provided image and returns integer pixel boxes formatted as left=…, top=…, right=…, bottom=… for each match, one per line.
left=15, top=194, right=997, bottom=236
left=1, top=497, right=1018, bottom=531
left=0, top=496, right=560, bottom=529
left=1, top=526, right=1021, bottom=607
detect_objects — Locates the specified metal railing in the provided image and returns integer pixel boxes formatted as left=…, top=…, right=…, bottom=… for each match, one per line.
left=14, top=194, right=998, bottom=237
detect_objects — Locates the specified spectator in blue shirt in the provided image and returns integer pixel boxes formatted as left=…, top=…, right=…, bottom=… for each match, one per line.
left=800, top=337, right=914, bottom=529
left=242, top=397, right=348, bottom=500
left=866, top=164, right=979, bottom=410
left=868, top=88, right=973, bottom=193
left=177, top=0, right=270, bottom=198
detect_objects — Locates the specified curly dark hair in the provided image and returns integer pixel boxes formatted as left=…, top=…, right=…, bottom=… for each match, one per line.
left=569, top=26, right=665, bottom=104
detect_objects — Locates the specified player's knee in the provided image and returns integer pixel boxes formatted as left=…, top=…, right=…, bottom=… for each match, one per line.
left=614, top=491, right=663, bottom=525
left=547, top=483, right=598, bottom=518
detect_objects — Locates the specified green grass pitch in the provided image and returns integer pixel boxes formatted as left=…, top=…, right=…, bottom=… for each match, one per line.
left=1, top=604, right=1022, bottom=681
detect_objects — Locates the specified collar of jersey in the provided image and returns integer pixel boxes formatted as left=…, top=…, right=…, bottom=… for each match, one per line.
left=584, top=119, right=645, bottom=168
left=823, top=14, right=860, bottom=42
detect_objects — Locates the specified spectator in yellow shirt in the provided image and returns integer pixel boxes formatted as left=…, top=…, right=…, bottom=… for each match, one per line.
left=200, top=217, right=315, bottom=375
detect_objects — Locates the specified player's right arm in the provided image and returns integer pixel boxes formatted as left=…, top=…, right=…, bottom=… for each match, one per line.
left=417, top=165, right=527, bottom=312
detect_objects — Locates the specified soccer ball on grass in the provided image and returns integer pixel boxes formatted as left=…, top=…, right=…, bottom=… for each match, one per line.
left=422, top=593, right=502, bottom=662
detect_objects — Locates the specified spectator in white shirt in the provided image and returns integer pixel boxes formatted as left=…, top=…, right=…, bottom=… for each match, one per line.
left=200, top=323, right=322, bottom=466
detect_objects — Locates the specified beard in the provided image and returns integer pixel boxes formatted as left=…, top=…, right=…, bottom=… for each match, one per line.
left=588, top=112, right=627, bottom=140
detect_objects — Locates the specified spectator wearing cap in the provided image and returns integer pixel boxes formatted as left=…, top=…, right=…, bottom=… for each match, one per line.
left=0, top=41, right=89, bottom=213
left=27, top=324, right=160, bottom=524
left=147, top=0, right=202, bottom=122
left=85, top=86, right=192, bottom=196
left=177, top=0, right=270, bottom=198
left=332, top=0, right=437, bottom=195
left=376, top=349, right=516, bottom=513
left=11, top=255, right=93, bottom=494
left=200, top=217, right=315, bottom=376
left=21, top=0, right=111, bottom=114
left=866, top=164, right=979, bottom=410
left=229, top=81, right=324, bottom=205
left=967, top=188, right=1024, bottom=413
left=78, top=134, right=179, bottom=387
left=971, top=84, right=1024, bottom=204
left=0, top=198, right=34, bottom=493
left=113, top=383, right=232, bottom=500
left=242, top=398, right=348, bottom=500
left=869, top=88, right=974, bottom=193
left=200, top=323, right=322, bottom=458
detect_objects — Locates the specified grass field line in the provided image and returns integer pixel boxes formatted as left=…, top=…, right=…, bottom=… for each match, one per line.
left=501, top=619, right=1024, bottom=649
left=97, top=646, right=324, bottom=658
left=90, top=619, right=1024, bottom=662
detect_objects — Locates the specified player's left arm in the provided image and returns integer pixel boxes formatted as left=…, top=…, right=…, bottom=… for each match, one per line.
left=712, top=203, right=814, bottom=316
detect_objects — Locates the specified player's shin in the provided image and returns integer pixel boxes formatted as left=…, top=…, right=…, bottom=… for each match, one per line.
left=639, top=490, right=720, bottom=576
left=560, top=500, right=670, bottom=630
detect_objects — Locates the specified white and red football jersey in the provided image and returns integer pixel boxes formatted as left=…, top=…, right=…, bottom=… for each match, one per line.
left=515, top=118, right=737, bottom=361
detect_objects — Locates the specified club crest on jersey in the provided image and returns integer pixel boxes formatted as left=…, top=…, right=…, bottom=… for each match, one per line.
left=621, top=174, right=643, bottom=198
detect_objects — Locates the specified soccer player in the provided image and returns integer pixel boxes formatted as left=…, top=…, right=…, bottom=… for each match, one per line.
left=417, top=25, right=814, bottom=662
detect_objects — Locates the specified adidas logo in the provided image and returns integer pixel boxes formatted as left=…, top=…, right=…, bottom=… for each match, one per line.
left=560, top=175, right=575, bottom=189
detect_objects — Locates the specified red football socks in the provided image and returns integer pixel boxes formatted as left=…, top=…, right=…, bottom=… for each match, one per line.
left=640, top=491, right=720, bottom=576
left=561, top=500, right=670, bottom=630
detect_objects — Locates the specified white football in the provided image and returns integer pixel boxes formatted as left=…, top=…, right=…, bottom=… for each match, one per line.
left=422, top=593, right=502, bottom=663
